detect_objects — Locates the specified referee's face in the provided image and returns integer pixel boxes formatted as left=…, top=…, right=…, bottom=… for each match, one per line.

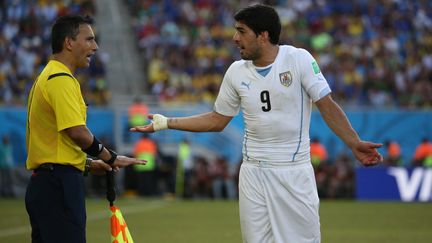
left=71, top=24, right=98, bottom=69
left=233, top=21, right=262, bottom=61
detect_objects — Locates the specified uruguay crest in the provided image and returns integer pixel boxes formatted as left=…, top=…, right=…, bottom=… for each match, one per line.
left=279, top=71, right=292, bottom=87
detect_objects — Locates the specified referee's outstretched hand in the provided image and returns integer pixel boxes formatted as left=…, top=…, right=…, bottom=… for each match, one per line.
left=90, top=156, right=146, bottom=175
left=112, top=155, right=147, bottom=171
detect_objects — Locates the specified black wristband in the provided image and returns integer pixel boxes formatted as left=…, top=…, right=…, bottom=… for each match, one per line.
left=82, top=136, right=104, bottom=157
left=104, top=149, right=117, bottom=165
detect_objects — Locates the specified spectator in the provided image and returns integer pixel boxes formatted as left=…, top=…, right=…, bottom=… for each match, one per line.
left=157, top=153, right=176, bottom=199
left=384, top=140, right=403, bottom=167
left=0, top=0, right=109, bottom=107
left=310, top=137, right=328, bottom=169
left=327, top=153, right=355, bottom=199
left=127, top=96, right=150, bottom=142
left=412, top=138, right=432, bottom=167
left=133, top=133, right=158, bottom=196
left=192, top=156, right=212, bottom=199
left=124, top=0, right=432, bottom=109
left=209, top=156, right=236, bottom=200
left=176, top=138, right=194, bottom=198
left=128, top=96, right=149, bottom=128
left=0, top=135, right=14, bottom=198
left=310, top=138, right=330, bottom=198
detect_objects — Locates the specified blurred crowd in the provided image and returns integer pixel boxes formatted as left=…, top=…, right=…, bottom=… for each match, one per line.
left=126, top=0, right=432, bottom=108
left=2, top=0, right=432, bottom=108
left=0, top=0, right=110, bottom=107
left=1, top=127, right=432, bottom=200
left=113, top=135, right=432, bottom=200
left=101, top=135, right=240, bottom=200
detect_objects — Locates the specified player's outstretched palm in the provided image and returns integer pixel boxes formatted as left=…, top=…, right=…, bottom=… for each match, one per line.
left=352, top=141, right=383, bottom=166
left=130, top=114, right=156, bottom=133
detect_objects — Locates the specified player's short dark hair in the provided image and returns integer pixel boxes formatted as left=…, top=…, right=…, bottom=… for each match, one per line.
left=234, top=4, right=281, bottom=45
left=51, top=15, right=93, bottom=54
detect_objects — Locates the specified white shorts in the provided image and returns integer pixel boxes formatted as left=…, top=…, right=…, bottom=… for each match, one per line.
left=239, top=160, right=320, bottom=243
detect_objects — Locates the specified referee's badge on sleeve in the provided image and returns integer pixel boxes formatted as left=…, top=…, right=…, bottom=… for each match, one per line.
left=279, top=71, right=292, bottom=87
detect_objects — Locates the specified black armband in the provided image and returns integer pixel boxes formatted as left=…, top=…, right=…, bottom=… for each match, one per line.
left=103, top=149, right=117, bottom=165
left=82, top=136, right=104, bottom=157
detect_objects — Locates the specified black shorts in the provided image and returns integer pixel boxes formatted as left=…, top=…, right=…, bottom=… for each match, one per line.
left=25, top=164, right=86, bottom=243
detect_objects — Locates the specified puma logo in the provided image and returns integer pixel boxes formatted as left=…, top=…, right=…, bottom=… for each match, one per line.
left=241, top=81, right=251, bottom=90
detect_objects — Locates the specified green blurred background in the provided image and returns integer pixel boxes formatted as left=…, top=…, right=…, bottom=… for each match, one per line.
left=1, top=198, right=431, bottom=243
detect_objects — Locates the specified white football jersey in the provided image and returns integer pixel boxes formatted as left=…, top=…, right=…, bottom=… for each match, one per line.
left=214, top=45, right=331, bottom=163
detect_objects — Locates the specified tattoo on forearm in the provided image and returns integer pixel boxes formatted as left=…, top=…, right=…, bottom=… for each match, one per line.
left=170, top=118, right=178, bottom=127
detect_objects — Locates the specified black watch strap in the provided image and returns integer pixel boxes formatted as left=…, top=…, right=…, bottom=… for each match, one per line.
left=104, top=149, right=117, bottom=165
left=83, top=158, right=92, bottom=176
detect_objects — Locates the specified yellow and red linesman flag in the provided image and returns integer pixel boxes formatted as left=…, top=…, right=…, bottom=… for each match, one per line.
left=110, top=206, right=134, bottom=243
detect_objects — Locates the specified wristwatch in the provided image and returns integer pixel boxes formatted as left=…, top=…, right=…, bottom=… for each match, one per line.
left=84, top=158, right=92, bottom=176
left=103, top=149, right=117, bottom=165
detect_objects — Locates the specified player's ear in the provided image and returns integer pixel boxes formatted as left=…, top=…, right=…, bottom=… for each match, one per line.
left=258, top=31, right=269, bottom=44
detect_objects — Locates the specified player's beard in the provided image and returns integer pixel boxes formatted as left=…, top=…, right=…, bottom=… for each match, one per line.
left=240, top=45, right=261, bottom=61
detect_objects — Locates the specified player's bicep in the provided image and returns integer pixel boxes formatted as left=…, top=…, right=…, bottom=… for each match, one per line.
left=297, top=49, right=331, bottom=102
left=211, top=110, right=233, bottom=128
left=214, top=72, right=240, bottom=116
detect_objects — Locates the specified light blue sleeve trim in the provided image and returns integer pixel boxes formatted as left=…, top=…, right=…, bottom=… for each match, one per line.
left=318, top=87, right=331, bottom=100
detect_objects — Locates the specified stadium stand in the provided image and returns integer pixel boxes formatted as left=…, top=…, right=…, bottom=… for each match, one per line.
left=1, top=1, right=432, bottom=107
left=0, top=0, right=110, bottom=106
left=125, top=0, right=432, bottom=108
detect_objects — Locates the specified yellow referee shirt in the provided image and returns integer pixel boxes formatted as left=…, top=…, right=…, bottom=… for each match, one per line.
left=26, top=60, right=87, bottom=171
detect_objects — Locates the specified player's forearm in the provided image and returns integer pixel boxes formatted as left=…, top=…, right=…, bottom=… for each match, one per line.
left=168, top=111, right=229, bottom=132
left=316, top=97, right=360, bottom=148
left=322, top=107, right=360, bottom=148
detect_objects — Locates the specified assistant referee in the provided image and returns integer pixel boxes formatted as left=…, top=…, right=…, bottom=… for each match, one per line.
left=24, top=15, right=146, bottom=243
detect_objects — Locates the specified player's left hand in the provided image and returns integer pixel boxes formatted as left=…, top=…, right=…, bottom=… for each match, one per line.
left=352, top=141, right=383, bottom=167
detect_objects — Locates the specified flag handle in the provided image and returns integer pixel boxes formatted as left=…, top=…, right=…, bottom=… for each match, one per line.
left=106, top=170, right=116, bottom=206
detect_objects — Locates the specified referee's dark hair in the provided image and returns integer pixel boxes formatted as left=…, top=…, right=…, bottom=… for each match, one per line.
left=234, top=4, right=281, bottom=45
left=51, top=15, right=93, bottom=54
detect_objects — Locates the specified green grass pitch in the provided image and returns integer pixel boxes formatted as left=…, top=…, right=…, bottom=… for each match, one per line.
left=0, top=198, right=431, bottom=242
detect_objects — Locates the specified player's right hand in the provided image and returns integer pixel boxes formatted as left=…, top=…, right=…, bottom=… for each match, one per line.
left=130, top=114, right=168, bottom=133
left=352, top=141, right=383, bottom=167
